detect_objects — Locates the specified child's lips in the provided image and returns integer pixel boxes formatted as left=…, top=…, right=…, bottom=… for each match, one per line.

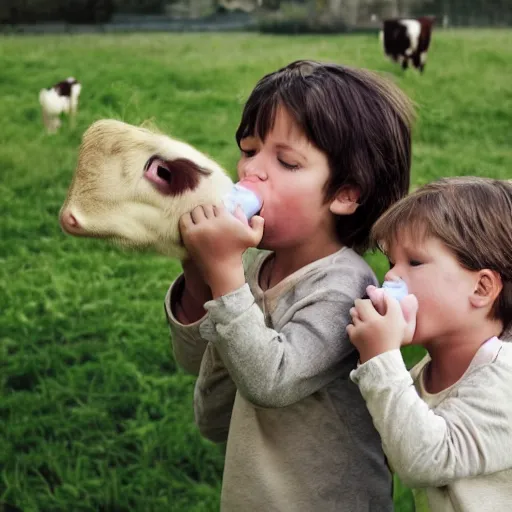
left=238, top=180, right=262, bottom=194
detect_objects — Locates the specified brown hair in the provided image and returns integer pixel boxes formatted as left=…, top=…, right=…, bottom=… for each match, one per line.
left=372, top=177, right=512, bottom=335
left=236, top=60, right=415, bottom=254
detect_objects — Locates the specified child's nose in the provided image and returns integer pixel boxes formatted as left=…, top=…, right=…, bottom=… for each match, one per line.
left=384, top=268, right=398, bottom=282
left=240, top=155, right=268, bottom=181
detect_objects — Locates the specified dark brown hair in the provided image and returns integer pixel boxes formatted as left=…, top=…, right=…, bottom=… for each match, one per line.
left=236, top=60, right=415, bottom=254
left=372, top=177, right=512, bottom=335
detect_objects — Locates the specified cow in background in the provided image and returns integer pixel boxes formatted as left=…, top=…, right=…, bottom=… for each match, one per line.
left=39, top=77, right=81, bottom=134
left=380, top=17, right=435, bottom=73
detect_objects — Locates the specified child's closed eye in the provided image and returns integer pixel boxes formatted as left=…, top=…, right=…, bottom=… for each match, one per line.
left=409, top=260, right=423, bottom=267
left=278, top=158, right=300, bottom=170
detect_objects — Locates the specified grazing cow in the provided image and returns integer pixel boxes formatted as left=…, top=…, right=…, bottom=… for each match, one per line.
left=59, top=119, right=234, bottom=259
left=39, top=77, right=81, bottom=134
left=380, top=17, right=435, bottom=73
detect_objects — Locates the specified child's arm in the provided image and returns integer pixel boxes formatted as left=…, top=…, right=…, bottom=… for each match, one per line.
left=164, top=250, right=259, bottom=442
left=165, top=280, right=236, bottom=442
left=165, top=270, right=209, bottom=375
left=199, top=268, right=367, bottom=408
left=350, top=347, right=512, bottom=488
left=174, top=259, right=212, bottom=325
left=193, top=342, right=237, bottom=442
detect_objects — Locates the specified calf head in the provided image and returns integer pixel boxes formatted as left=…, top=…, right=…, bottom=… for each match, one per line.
left=59, top=119, right=234, bottom=259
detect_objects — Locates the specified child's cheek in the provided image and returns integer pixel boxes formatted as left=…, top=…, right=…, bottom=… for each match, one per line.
left=278, top=193, right=307, bottom=216
left=274, top=197, right=308, bottom=228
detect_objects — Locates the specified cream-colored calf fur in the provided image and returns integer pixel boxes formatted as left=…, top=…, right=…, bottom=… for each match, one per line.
left=59, top=119, right=234, bottom=259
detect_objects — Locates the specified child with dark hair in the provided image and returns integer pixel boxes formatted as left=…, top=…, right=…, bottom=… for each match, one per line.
left=166, top=59, right=414, bottom=511
left=348, top=177, right=512, bottom=512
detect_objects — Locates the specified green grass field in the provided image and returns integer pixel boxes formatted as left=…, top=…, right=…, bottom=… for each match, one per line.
left=1, top=29, right=511, bottom=511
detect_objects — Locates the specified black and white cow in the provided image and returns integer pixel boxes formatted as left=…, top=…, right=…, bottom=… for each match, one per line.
left=39, top=77, right=81, bottom=133
left=380, top=17, right=435, bottom=73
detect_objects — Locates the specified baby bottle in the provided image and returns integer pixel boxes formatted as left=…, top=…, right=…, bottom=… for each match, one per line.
left=222, top=183, right=262, bottom=219
left=380, top=279, right=409, bottom=302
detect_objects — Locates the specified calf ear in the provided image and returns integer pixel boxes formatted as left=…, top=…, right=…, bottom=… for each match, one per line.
left=161, top=158, right=211, bottom=195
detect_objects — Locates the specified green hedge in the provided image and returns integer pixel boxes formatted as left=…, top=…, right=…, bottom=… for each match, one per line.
left=258, top=19, right=349, bottom=34
left=0, top=0, right=167, bottom=24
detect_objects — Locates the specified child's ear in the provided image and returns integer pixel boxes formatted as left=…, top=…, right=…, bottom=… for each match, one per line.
left=329, top=186, right=360, bottom=215
left=469, top=270, right=503, bottom=309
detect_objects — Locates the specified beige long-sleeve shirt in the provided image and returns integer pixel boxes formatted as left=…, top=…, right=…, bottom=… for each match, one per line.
left=351, top=336, right=512, bottom=512
left=166, top=248, right=393, bottom=511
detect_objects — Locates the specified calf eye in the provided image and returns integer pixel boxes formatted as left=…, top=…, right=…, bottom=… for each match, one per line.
left=157, top=165, right=172, bottom=183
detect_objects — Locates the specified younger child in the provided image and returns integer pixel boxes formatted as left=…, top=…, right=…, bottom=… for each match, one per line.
left=166, top=60, right=414, bottom=511
left=348, top=177, right=512, bottom=512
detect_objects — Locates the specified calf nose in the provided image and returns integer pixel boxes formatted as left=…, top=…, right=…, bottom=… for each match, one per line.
left=59, top=209, right=81, bottom=233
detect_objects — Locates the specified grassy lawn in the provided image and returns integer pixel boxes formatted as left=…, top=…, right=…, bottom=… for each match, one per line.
left=1, top=29, right=511, bottom=511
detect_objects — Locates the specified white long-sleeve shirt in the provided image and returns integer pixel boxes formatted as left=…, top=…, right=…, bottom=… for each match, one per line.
left=350, top=336, right=512, bottom=512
